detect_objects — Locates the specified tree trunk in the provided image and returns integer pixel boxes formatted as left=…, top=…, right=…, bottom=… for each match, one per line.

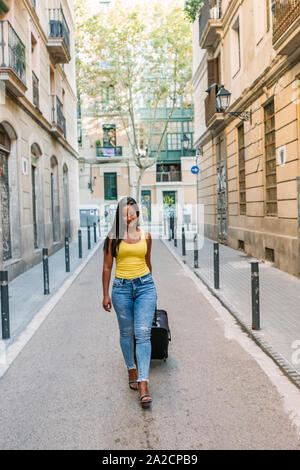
left=135, top=167, right=146, bottom=206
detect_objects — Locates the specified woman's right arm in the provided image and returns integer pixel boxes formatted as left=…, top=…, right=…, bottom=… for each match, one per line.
left=102, top=238, right=113, bottom=312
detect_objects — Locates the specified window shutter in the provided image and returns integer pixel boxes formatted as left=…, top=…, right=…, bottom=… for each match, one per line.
left=207, top=57, right=220, bottom=87
left=104, top=172, right=117, bottom=200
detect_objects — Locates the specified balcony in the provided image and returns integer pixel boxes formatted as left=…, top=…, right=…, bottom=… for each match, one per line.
left=96, top=146, right=123, bottom=157
left=199, top=0, right=222, bottom=50
left=0, top=20, right=27, bottom=97
left=156, top=171, right=182, bottom=183
left=32, top=71, right=39, bottom=109
left=205, top=84, right=224, bottom=130
left=137, top=107, right=194, bottom=121
left=51, top=95, right=66, bottom=138
left=272, top=0, right=300, bottom=55
left=47, top=8, right=71, bottom=64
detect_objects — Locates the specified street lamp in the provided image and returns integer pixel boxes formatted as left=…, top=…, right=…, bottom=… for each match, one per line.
left=181, top=134, right=190, bottom=156
left=215, top=85, right=252, bottom=122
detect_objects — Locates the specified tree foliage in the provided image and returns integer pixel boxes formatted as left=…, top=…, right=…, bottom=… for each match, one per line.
left=184, top=0, right=204, bottom=22
left=75, top=0, right=193, bottom=202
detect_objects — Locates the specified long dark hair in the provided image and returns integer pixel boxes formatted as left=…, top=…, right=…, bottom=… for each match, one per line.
left=103, top=197, right=140, bottom=257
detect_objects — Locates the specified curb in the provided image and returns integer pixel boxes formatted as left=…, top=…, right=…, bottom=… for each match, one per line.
left=0, top=238, right=104, bottom=381
left=161, top=237, right=300, bottom=391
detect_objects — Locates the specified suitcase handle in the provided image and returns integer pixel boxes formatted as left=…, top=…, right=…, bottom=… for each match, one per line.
left=154, top=302, right=158, bottom=326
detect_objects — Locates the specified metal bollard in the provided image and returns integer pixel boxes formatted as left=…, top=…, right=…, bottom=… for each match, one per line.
left=174, top=217, right=177, bottom=247
left=159, top=213, right=163, bottom=239
left=170, top=216, right=174, bottom=240
left=194, top=233, right=199, bottom=268
left=0, top=271, right=10, bottom=339
left=251, top=262, right=260, bottom=330
left=65, top=237, right=70, bottom=272
left=182, top=226, right=186, bottom=256
left=87, top=225, right=91, bottom=249
left=214, top=243, right=219, bottom=289
left=93, top=222, right=97, bottom=243
left=78, top=229, right=82, bottom=259
left=43, top=248, right=50, bottom=295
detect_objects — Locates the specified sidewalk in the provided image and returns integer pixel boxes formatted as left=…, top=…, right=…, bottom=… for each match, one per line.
left=162, top=230, right=300, bottom=387
left=0, top=228, right=104, bottom=349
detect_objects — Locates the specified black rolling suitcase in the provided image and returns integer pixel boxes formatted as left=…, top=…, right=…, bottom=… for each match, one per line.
left=134, top=305, right=171, bottom=362
left=151, top=306, right=171, bottom=361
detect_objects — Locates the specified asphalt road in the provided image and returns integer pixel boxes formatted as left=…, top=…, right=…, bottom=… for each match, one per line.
left=0, top=239, right=300, bottom=450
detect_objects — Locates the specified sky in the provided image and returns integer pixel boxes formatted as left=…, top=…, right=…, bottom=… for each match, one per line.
left=86, top=0, right=184, bottom=12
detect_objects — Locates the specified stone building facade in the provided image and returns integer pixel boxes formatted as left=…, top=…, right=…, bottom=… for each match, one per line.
left=193, top=0, right=300, bottom=276
left=0, top=0, right=79, bottom=280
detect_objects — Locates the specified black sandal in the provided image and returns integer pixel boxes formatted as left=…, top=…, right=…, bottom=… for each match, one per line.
left=129, top=381, right=139, bottom=390
left=140, top=394, right=152, bottom=408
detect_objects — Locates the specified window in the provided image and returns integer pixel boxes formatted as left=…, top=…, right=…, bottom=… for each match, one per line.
left=167, top=133, right=181, bottom=150
left=150, top=133, right=166, bottom=151
left=264, top=100, right=277, bottom=216
left=104, top=172, right=117, bottom=200
left=103, top=124, right=116, bottom=147
left=168, top=121, right=181, bottom=133
left=95, top=84, right=115, bottom=113
left=238, top=124, right=246, bottom=215
left=183, top=121, right=194, bottom=133
left=99, top=1, right=111, bottom=9
left=156, top=163, right=181, bottom=182
left=231, top=17, right=241, bottom=76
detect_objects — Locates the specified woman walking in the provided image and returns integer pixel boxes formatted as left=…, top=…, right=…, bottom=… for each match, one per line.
left=102, top=197, right=157, bottom=408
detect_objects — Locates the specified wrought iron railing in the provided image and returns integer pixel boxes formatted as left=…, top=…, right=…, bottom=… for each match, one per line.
left=32, top=70, right=39, bottom=108
left=0, top=20, right=26, bottom=85
left=199, top=0, right=222, bottom=42
left=48, top=8, right=70, bottom=52
left=96, top=146, right=123, bottom=157
left=272, top=0, right=300, bottom=44
left=51, top=95, right=66, bottom=137
left=156, top=171, right=182, bottom=182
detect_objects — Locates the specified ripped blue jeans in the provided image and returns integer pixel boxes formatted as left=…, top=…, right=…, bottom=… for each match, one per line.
left=111, top=272, right=157, bottom=383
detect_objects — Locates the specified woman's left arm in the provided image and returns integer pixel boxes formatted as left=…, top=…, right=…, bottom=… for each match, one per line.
left=145, top=232, right=152, bottom=274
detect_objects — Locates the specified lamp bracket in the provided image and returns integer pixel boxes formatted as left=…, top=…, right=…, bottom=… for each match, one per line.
left=227, top=110, right=252, bottom=123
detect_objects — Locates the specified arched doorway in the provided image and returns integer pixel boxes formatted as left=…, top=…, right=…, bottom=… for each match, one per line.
left=0, top=124, right=12, bottom=261
left=31, top=143, right=43, bottom=249
left=50, top=155, right=60, bottom=242
left=63, top=163, right=71, bottom=238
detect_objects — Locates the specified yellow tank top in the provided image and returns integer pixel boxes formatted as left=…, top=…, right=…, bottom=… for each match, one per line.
left=115, top=229, right=150, bottom=279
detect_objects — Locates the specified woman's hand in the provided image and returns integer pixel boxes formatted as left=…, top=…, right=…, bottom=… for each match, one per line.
left=103, top=295, right=112, bottom=312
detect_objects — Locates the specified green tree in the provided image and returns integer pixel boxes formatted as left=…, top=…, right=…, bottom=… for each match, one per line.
left=184, top=0, right=204, bottom=22
left=75, top=0, right=193, bottom=204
